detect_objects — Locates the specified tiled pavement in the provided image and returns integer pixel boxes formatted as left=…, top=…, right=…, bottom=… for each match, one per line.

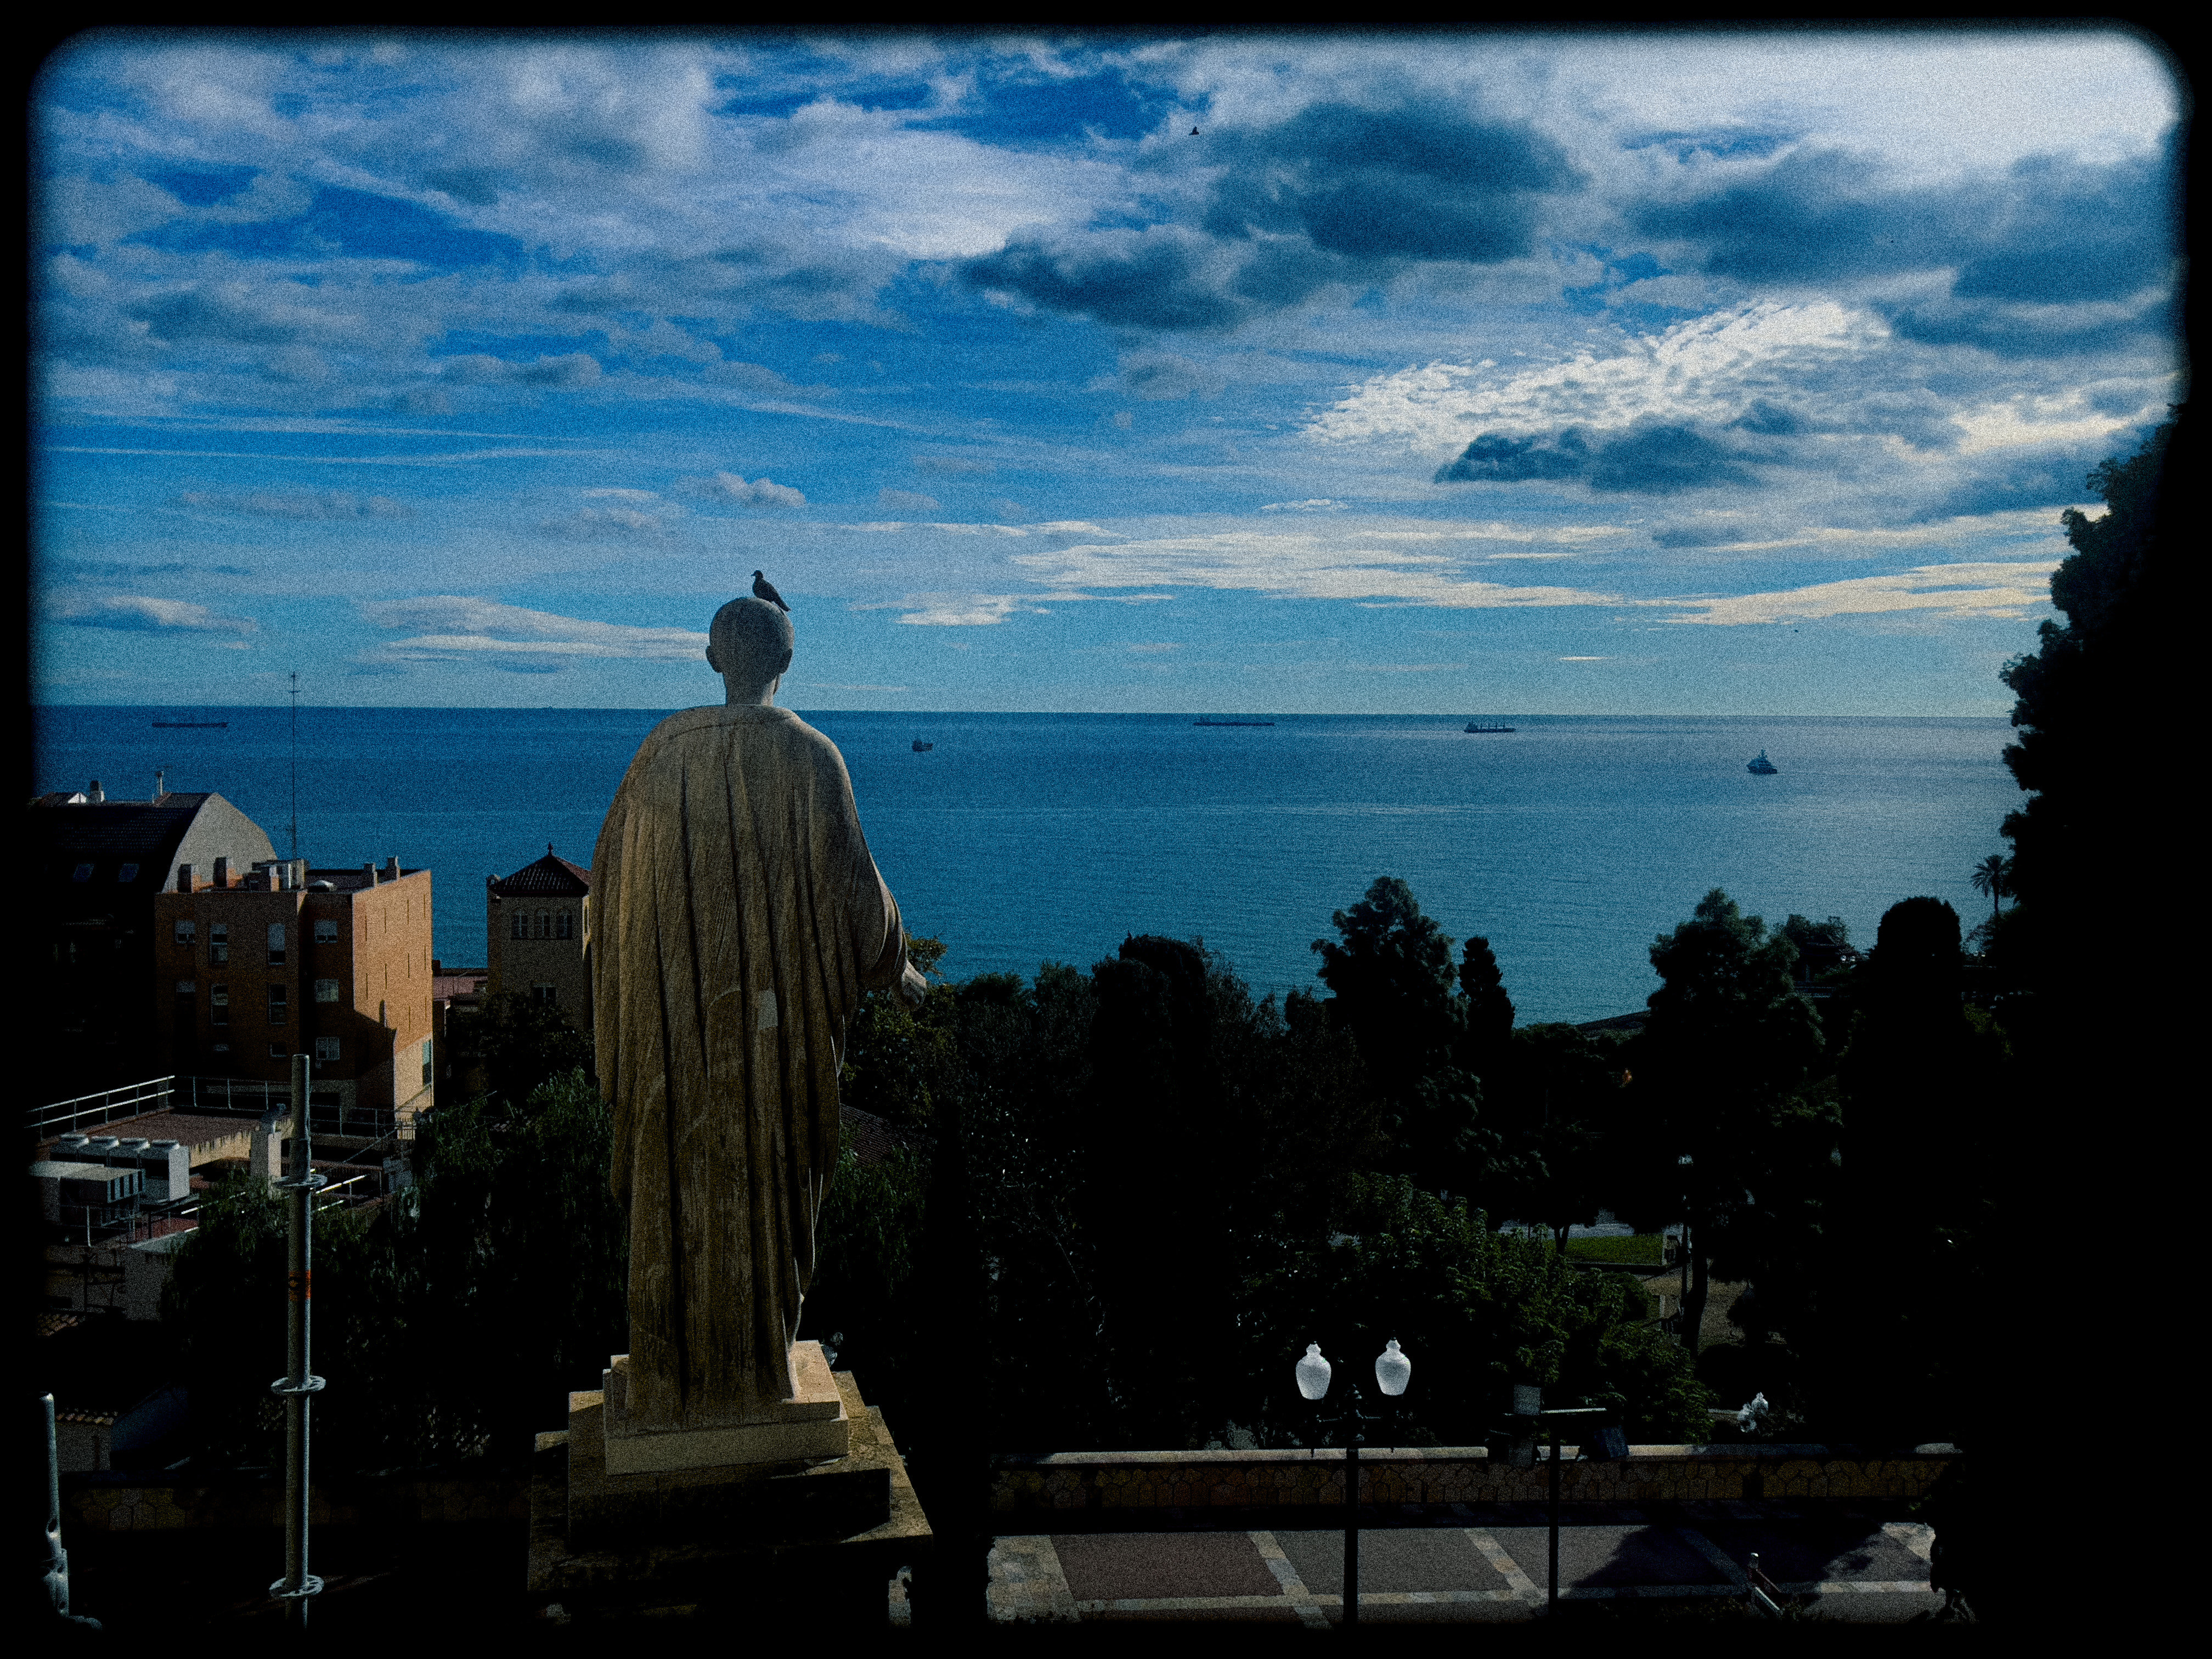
left=988, top=1503, right=1947, bottom=1624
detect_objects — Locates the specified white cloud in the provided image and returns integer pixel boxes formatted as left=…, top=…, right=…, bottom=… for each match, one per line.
left=877, top=488, right=941, bottom=513
left=1309, top=301, right=1884, bottom=452
left=51, top=592, right=257, bottom=633
left=851, top=592, right=1053, bottom=627
left=538, top=503, right=680, bottom=541
left=357, top=596, right=708, bottom=658
left=1261, top=499, right=1350, bottom=512
left=176, top=488, right=413, bottom=520
left=1660, top=560, right=2058, bottom=625
left=678, top=471, right=808, bottom=507
left=1011, top=528, right=1626, bottom=608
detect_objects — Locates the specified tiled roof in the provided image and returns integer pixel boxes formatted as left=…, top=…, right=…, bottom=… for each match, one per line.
left=490, top=849, right=591, bottom=896
left=27, top=795, right=211, bottom=867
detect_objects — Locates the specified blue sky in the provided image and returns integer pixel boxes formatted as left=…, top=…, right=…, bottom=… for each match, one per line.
left=33, top=28, right=2182, bottom=714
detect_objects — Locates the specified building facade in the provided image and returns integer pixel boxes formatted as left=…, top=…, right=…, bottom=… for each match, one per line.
left=484, top=847, right=591, bottom=1025
left=29, top=782, right=278, bottom=1101
left=151, top=856, right=436, bottom=1138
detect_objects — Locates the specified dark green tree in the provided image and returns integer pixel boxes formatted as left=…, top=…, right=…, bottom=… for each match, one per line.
left=1967, top=855, right=2012, bottom=929
left=1312, top=877, right=1486, bottom=1188
left=1617, top=890, right=1829, bottom=1358
left=453, top=990, right=595, bottom=1108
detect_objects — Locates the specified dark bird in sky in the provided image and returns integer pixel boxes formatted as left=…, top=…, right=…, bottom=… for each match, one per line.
left=752, top=570, right=789, bottom=612
left=1189, top=127, right=1200, bottom=135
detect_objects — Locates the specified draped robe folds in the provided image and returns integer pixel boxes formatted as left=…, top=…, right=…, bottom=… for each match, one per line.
left=592, top=704, right=906, bottom=1431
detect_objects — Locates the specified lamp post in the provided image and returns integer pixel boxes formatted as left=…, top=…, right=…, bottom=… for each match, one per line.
left=270, top=1051, right=325, bottom=1627
left=1295, top=1340, right=1413, bottom=1630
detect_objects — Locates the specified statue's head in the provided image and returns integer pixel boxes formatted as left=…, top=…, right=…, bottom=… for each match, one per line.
left=706, top=596, right=795, bottom=699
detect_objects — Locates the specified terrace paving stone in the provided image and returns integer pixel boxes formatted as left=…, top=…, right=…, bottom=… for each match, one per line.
left=1051, top=1531, right=1282, bottom=1602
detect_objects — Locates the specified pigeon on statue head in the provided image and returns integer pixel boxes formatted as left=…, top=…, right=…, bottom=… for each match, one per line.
left=752, top=571, right=790, bottom=612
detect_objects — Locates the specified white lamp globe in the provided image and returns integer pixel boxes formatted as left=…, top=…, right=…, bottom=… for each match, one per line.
left=1375, top=1339, right=1411, bottom=1397
left=1295, top=1343, right=1333, bottom=1401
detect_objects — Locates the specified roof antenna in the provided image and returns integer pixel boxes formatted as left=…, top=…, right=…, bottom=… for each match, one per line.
left=288, top=670, right=300, bottom=860
left=155, top=769, right=166, bottom=802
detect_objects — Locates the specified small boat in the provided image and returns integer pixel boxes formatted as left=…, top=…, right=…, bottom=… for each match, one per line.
left=1747, top=751, right=1778, bottom=775
left=1463, top=721, right=1515, bottom=733
left=1194, top=717, right=1274, bottom=727
left=912, top=738, right=933, bottom=752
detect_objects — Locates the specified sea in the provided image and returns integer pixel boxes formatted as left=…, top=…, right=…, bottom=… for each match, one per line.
left=33, top=708, right=2021, bottom=1026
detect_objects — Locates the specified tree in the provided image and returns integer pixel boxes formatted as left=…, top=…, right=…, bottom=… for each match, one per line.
left=452, top=990, right=594, bottom=1109
left=1967, top=855, right=2012, bottom=929
left=1617, top=890, right=1829, bottom=1359
left=1240, top=1173, right=1712, bottom=1446
left=1312, top=877, right=1487, bottom=1188
left=1497, top=1023, right=1633, bottom=1254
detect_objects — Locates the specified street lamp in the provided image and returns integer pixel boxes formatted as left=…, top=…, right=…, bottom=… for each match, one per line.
left=1296, top=1341, right=1412, bottom=1630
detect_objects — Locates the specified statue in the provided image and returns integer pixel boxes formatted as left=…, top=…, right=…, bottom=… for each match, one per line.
left=591, top=596, right=926, bottom=1437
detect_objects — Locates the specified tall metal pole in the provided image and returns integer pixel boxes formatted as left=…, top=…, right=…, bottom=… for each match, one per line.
left=287, top=671, right=299, bottom=861
left=1344, top=1417, right=1360, bottom=1629
left=1548, top=1421, right=1560, bottom=1616
left=271, top=1051, right=324, bottom=1623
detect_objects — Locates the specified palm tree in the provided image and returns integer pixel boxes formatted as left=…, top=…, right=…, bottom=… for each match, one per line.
left=1969, top=854, right=2013, bottom=927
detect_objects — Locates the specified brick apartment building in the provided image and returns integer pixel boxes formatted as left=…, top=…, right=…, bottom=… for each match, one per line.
left=152, top=854, right=436, bottom=1138
left=485, top=845, right=591, bottom=1026
left=29, top=779, right=280, bottom=1101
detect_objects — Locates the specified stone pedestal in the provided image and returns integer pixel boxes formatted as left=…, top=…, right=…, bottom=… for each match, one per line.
left=528, top=1352, right=933, bottom=1628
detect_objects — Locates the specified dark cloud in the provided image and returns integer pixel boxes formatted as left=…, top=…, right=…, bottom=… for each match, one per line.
left=963, top=98, right=1581, bottom=332
left=1437, top=423, right=1760, bottom=494
left=129, top=183, right=529, bottom=272
left=963, top=227, right=1247, bottom=331
left=1201, top=100, right=1581, bottom=262
left=1436, top=430, right=1590, bottom=483
left=1635, top=144, right=2177, bottom=326
left=1914, top=446, right=2118, bottom=521
left=1586, top=424, right=1761, bottom=493
left=128, top=285, right=308, bottom=345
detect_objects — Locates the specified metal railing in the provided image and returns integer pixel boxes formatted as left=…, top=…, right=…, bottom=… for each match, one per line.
left=28, top=1076, right=177, bottom=1136
left=31, top=1074, right=317, bottom=1137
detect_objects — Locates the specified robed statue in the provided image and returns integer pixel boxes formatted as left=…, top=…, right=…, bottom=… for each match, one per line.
left=592, top=595, right=927, bottom=1432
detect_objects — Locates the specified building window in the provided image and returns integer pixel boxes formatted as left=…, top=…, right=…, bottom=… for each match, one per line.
left=421, top=1038, right=435, bottom=1088
left=174, top=920, right=197, bottom=945
left=510, top=910, right=527, bottom=940
left=72, top=864, right=94, bottom=882
left=269, top=1045, right=288, bottom=1059
left=314, top=918, right=338, bottom=944
left=556, top=910, right=573, bottom=940
left=316, top=1037, right=340, bottom=1064
left=533, top=983, right=557, bottom=1005
left=210, top=985, right=229, bottom=1025
left=211, top=1042, right=229, bottom=1054
left=118, top=864, right=139, bottom=883
left=314, top=978, right=341, bottom=1003
left=267, top=923, right=287, bottom=965
left=175, top=980, right=196, bottom=995
left=210, top=923, right=228, bottom=965
left=268, top=984, right=287, bottom=1026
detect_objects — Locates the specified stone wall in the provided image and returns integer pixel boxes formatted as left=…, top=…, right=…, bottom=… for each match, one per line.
left=63, top=1471, right=531, bottom=1532
left=989, top=1444, right=1958, bottom=1515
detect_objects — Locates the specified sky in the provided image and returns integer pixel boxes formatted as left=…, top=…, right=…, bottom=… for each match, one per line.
left=32, top=26, right=2184, bottom=714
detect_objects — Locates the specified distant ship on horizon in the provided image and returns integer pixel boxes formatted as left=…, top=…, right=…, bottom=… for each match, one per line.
left=151, top=709, right=227, bottom=728
left=912, top=737, right=933, bottom=752
left=1194, top=716, right=1274, bottom=727
left=1463, top=721, right=1515, bottom=733
left=1748, top=750, right=1779, bottom=774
